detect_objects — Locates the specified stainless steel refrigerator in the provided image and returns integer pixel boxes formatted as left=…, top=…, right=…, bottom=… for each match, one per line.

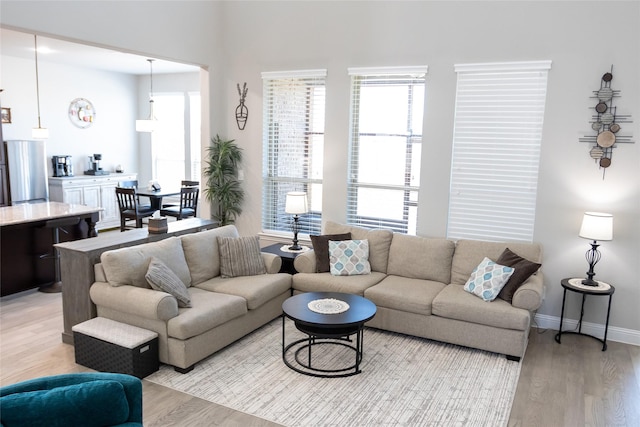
left=4, top=140, right=49, bottom=204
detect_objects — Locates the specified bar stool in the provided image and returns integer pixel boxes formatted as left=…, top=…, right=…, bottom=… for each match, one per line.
left=39, top=217, right=80, bottom=293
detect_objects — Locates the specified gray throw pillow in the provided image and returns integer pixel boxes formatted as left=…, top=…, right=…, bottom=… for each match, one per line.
left=310, top=233, right=352, bottom=272
left=145, top=257, right=192, bottom=307
left=217, top=236, right=267, bottom=278
left=496, top=248, right=542, bottom=303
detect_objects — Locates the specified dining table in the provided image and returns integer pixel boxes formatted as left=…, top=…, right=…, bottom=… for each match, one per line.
left=136, top=187, right=181, bottom=211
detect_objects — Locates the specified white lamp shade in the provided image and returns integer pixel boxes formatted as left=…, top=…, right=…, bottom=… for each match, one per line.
left=579, top=212, right=613, bottom=241
left=285, top=192, right=308, bottom=214
left=32, top=127, right=49, bottom=139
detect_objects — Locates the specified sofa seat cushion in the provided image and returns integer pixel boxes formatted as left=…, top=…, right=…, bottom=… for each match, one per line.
left=194, top=273, right=292, bottom=310
left=292, top=271, right=386, bottom=296
left=101, top=237, right=191, bottom=289
left=167, top=288, right=247, bottom=340
left=431, top=284, right=530, bottom=331
left=364, top=275, right=446, bottom=316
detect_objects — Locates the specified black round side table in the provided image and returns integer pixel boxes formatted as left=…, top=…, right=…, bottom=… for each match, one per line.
left=554, top=277, right=615, bottom=351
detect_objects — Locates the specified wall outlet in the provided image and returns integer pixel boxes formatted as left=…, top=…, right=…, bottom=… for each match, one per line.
left=238, top=169, right=244, bottom=181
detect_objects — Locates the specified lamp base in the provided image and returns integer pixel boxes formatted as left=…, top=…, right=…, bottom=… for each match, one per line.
left=288, top=244, right=303, bottom=251
left=581, top=278, right=599, bottom=287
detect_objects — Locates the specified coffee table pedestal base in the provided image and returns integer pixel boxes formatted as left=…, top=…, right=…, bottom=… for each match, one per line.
left=282, top=316, right=364, bottom=378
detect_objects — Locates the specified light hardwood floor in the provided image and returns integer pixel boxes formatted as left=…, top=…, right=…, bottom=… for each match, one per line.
left=1, top=291, right=638, bottom=426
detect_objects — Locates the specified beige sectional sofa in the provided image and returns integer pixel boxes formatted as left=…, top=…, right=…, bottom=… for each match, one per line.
left=90, top=225, right=292, bottom=373
left=293, top=222, right=544, bottom=360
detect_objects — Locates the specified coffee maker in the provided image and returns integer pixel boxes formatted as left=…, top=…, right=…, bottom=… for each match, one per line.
left=84, top=153, right=109, bottom=175
left=51, top=155, right=73, bottom=177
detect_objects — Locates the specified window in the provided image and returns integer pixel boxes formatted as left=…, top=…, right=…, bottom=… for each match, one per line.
left=347, top=67, right=427, bottom=235
left=262, top=70, right=326, bottom=236
left=152, top=92, right=201, bottom=184
left=447, top=61, right=552, bottom=242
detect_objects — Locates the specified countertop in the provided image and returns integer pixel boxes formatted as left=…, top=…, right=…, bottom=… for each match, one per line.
left=0, top=201, right=102, bottom=226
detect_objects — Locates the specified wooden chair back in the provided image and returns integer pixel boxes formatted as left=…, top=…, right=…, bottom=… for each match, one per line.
left=115, top=187, right=138, bottom=212
left=115, top=187, right=155, bottom=231
left=180, top=186, right=199, bottom=211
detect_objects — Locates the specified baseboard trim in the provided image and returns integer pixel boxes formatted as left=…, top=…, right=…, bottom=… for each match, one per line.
left=534, top=313, right=640, bottom=347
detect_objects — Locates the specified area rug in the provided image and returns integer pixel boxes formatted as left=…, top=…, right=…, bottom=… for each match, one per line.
left=146, top=319, right=521, bottom=426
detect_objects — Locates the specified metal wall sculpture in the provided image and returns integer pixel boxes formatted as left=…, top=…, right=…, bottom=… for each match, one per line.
left=236, top=82, right=248, bottom=130
left=580, top=66, right=634, bottom=178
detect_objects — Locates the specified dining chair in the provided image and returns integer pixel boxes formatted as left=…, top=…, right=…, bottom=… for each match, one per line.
left=118, top=180, right=151, bottom=209
left=160, top=187, right=199, bottom=220
left=115, top=187, right=156, bottom=232
left=162, top=180, right=199, bottom=208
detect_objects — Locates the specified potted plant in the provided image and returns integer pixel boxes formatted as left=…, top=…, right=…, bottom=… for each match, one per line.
left=203, top=135, right=244, bottom=225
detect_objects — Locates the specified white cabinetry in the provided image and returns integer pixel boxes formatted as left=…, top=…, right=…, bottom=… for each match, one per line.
left=49, top=174, right=137, bottom=231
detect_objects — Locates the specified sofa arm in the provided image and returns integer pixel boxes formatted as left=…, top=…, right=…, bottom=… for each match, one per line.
left=90, top=282, right=179, bottom=321
left=294, top=250, right=316, bottom=273
left=261, top=252, right=282, bottom=274
left=512, top=272, right=545, bottom=311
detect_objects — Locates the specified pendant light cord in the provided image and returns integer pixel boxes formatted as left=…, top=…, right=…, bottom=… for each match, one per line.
left=149, top=59, right=154, bottom=97
left=34, top=35, right=43, bottom=128
left=147, top=59, right=155, bottom=117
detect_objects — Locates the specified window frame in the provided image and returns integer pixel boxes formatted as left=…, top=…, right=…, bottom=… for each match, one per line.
left=347, top=66, right=428, bottom=235
left=261, top=69, right=327, bottom=237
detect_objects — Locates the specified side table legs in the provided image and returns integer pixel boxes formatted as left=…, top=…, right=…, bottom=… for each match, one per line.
left=555, top=289, right=613, bottom=351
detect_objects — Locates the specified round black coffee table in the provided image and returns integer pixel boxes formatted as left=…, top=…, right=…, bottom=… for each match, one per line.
left=282, top=292, right=376, bottom=378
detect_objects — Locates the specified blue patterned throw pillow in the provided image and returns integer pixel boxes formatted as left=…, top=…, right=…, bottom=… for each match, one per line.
left=464, top=257, right=514, bottom=302
left=329, top=239, right=371, bottom=276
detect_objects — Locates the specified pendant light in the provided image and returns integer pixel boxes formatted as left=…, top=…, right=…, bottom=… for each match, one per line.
left=136, top=59, right=157, bottom=132
left=32, top=35, right=49, bottom=139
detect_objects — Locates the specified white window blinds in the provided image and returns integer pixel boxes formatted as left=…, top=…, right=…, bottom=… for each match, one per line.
left=262, top=70, right=326, bottom=236
left=347, top=67, right=427, bottom=235
left=447, top=61, right=552, bottom=242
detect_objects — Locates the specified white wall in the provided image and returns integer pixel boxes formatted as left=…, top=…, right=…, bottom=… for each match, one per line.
left=1, top=55, right=138, bottom=175
left=1, top=1, right=638, bottom=339
left=218, top=1, right=640, bottom=338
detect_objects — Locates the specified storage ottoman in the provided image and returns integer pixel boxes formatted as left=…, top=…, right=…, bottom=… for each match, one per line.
left=72, top=317, right=159, bottom=379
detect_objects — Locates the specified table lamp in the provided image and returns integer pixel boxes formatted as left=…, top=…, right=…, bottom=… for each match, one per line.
left=578, top=212, right=613, bottom=286
left=285, top=192, right=308, bottom=251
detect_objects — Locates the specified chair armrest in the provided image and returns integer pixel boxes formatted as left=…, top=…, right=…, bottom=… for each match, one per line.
left=90, top=282, right=179, bottom=321
left=261, top=252, right=282, bottom=274
left=294, top=250, right=316, bottom=274
left=512, top=272, right=545, bottom=311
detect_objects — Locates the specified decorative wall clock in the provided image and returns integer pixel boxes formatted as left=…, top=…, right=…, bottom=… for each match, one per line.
left=579, top=66, right=634, bottom=178
left=68, top=98, right=96, bottom=128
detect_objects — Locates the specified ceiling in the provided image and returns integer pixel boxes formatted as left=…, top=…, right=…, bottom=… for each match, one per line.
left=1, top=28, right=201, bottom=75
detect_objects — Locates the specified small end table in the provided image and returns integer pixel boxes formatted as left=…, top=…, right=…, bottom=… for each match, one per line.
left=261, top=243, right=309, bottom=274
left=555, top=277, right=615, bottom=351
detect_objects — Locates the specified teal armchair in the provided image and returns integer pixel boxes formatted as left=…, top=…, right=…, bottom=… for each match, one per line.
left=0, top=372, right=143, bottom=427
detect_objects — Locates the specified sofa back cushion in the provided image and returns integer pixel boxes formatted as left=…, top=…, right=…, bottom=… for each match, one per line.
left=450, top=239, right=542, bottom=286
left=180, top=225, right=240, bottom=285
left=324, top=221, right=393, bottom=273
left=0, top=380, right=130, bottom=427
left=101, top=237, right=191, bottom=288
left=387, top=234, right=455, bottom=284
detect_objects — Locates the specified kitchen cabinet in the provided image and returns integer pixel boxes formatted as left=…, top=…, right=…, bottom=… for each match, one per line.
left=49, top=174, right=137, bottom=231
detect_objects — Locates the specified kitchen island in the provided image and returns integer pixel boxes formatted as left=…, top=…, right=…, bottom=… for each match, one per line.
left=0, top=201, right=101, bottom=296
